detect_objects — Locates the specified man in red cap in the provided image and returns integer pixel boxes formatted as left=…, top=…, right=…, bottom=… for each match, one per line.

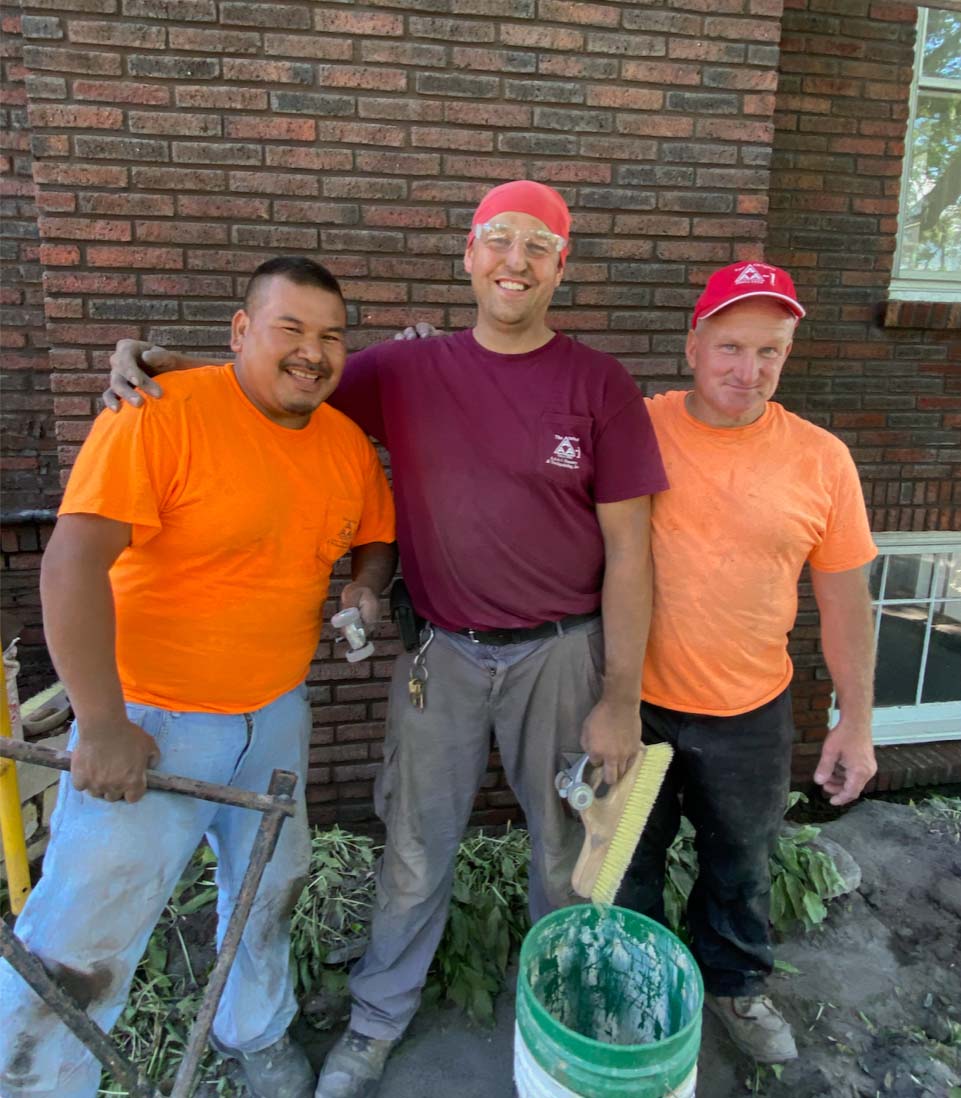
left=619, top=261, right=878, bottom=1064
left=105, top=180, right=668, bottom=1096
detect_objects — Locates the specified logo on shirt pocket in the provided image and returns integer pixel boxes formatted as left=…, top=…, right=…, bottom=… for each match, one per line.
left=321, top=498, right=363, bottom=562
left=539, top=413, right=593, bottom=484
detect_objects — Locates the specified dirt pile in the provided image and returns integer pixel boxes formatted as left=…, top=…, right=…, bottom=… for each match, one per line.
left=697, top=798, right=961, bottom=1097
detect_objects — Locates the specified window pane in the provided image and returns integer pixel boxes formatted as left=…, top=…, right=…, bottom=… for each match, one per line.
left=875, top=603, right=927, bottom=707
left=883, top=553, right=935, bottom=600
left=920, top=600, right=961, bottom=703
left=931, top=552, right=961, bottom=601
left=898, top=91, right=961, bottom=275
left=869, top=555, right=887, bottom=600
left=921, top=9, right=961, bottom=80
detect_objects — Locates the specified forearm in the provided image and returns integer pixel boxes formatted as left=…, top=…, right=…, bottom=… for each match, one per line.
left=599, top=541, right=652, bottom=705
left=349, top=540, right=398, bottom=595
left=812, top=566, right=875, bottom=730
left=41, top=554, right=126, bottom=730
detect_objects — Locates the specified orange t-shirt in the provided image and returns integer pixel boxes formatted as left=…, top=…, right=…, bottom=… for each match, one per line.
left=60, top=365, right=395, bottom=713
left=642, top=391, right=877, bottom=716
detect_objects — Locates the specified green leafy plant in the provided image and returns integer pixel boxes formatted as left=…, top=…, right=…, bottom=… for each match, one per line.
left=290, top=825, right=377, bottom=1013
left=663, top=793, right=846, bottom=937
left=915, top=794, right=961, bottom=843
left=425, top=827, right=531, bottom=1026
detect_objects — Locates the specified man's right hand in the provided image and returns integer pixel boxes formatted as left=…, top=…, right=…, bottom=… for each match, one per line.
left=71, top=717, right=161, bottom=803
left=104, top=340, right=177, bottom=412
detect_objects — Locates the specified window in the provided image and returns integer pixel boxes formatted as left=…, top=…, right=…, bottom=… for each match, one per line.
left=860, top=533, right=961, bottom=744
left=890, top=7, right=961, bottom=302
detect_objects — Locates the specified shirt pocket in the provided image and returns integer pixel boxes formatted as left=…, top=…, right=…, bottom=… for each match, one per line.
left=537, top=412, right=594, bottom=489
left=318, top=496, right=364, bottom=566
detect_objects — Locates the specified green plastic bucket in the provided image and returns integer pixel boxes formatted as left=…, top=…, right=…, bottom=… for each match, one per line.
left=515, top=905, right=703, bottom=1097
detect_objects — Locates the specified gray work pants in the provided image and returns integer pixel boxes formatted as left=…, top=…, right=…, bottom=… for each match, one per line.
left=348, top=618, right=603, bottom=1039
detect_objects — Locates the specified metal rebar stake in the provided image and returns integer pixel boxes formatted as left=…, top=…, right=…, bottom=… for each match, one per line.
left=0, top=921, right=162, bottom=1098
left=169, top=768, right=298, bottom=1098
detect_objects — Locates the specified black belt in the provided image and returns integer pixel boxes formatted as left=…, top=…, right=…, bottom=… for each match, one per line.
left=457, top=611, right=600, bottom=647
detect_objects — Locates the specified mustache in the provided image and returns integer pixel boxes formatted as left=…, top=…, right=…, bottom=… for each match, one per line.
left=281, top=357, right=333, bottom=378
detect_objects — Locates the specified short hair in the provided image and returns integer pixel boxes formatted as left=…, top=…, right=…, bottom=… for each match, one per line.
left=243, top=256, right=344, bottom=311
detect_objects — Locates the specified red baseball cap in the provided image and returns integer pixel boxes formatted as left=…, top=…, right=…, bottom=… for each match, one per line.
left=467, top=180, right=571, bottom=263
left=691, top=262, right=805, bottom=329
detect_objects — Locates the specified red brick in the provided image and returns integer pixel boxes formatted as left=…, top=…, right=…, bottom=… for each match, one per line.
left=312, top=10, right=402, bottom=36
left=703, top=16, right=780, bottom=40
left=362, top=206, right=447, bottom=229
left=33, top=163, right=127, bottom=188
left=38, top=243, right=80, bottom=265
left=175, top=86, right=268, bottom=111
left=445, top=102, right=532, bottom=127
left=87, top=246, right=182, bottom=269
left=500, top=25, right=584, bottom=50
left=318, top=65, right=407, bottom=92
left=585, top=86, right=665, bottom=109
left=28, top=103, right=123, bottom=128
left=537, top=0, right=619, bottom=26
left=263, top=33, right=353, bottom=61
left=264, top=147, right=353, bottom=171
left=73, top=80, right=171, bottom=105
left=410, top=127, right=494, bottom=152
left=67, top=20, right=166, bottom=48
left=129, top=111, right=222, bottom=137
left=225, top=116, right=316, bottom=141
left=39, top=217, right=130, bottom=241
left=621, top=61, right=702, bottom=86
left=43, top=272, right=137, bottom=294
left=177, top=195, right=270, bottom=220
left=221, top=58, right=313, bottom=83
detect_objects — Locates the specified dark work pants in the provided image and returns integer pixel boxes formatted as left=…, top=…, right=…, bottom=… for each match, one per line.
left=618, top=689, right=795, bottom=997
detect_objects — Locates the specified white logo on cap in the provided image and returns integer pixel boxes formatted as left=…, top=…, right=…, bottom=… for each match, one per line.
left=734, top=263, right=769, bottom=286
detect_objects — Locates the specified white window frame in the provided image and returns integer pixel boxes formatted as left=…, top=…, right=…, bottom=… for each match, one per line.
left=890, top=6, right=961, bottom=302
left=831, top=531, right=961, bottom=744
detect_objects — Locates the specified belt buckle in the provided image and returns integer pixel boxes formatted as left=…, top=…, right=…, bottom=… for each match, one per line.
left=466, top=629, right=480, bottom=644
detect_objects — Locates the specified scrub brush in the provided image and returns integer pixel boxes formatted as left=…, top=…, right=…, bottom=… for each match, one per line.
left=558, top=742, right=674, bottom=905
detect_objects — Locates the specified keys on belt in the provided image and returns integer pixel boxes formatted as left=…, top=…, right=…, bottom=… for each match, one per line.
left=407, top=625, right=434, bottom=710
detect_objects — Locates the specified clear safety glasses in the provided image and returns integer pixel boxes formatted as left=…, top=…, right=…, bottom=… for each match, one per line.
left=473, top=220, right=567, bottom=261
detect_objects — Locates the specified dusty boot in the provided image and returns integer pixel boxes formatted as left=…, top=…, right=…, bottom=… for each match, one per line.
left=706, top=994, right=798, bottom=1063
left=314, top=1028, right=398, bottom=1098
left=213, top=1032, right=315, bottom=1098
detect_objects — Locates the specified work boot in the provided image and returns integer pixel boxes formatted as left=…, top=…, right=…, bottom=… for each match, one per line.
left=314, top=1028, right=398, bottom=1098
left=706, top=993, right=798, bottom=1063
left=212, top=1032, right=315, bottom=1098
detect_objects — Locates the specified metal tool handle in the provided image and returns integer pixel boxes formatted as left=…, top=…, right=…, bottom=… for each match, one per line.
left=0, top=738, right=295, bottom=818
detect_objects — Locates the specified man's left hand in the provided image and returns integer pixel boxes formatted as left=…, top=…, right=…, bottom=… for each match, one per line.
left=813, top=716, right=877, bottom=806
left=580, top=697, right=643, bottom=787
left=339, top=582, right=380, bottom=627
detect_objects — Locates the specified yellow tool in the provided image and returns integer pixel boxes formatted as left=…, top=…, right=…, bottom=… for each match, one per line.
left=557, top=742, right=674, bottom=905
left=0, top=660, right=32, bottom=914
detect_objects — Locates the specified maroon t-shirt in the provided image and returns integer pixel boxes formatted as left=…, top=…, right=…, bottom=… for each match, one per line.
left=331, top=329, right=668, bottom=631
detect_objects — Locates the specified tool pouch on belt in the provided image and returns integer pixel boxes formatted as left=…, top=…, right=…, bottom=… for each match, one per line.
left=390, top=578, right=426, bottom=651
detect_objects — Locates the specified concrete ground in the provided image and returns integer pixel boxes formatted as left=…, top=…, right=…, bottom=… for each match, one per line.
left=302, top=966, right=740, bottom=1097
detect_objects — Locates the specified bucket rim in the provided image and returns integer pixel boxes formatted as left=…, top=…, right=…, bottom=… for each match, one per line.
left=517, top=904, right=704, bottom=1063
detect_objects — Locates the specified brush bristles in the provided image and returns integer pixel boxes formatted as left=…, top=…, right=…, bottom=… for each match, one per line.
left=590, top=742, right=674, bottom=906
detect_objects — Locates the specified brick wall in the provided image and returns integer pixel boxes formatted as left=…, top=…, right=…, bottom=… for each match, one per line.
left=1, top=0, right=957, bottom=819
left=768, top=0, right=961, bottom=769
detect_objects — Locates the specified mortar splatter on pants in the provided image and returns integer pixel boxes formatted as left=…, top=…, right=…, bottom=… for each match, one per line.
left=348, top=618, right=604, bottom=1040
left=618, top=688, right=795, bottom=997
left=0, top=685, right=311, bottom=1098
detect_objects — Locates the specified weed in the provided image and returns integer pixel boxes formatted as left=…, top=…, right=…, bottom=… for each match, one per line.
left=915, top=794, right=961, bottom=843
left=665, top=793, right=846, bottom=937
left=424, top=827, right=531, bottom=1026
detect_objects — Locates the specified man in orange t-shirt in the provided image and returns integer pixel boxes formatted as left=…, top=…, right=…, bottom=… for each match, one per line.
left=0, top=258, right=396, bottom=1098
left=621, top=262, right=878, bottom=1065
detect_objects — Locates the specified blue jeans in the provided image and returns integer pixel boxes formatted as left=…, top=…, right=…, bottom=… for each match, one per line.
left=0, top=685, right=312, bottom=1098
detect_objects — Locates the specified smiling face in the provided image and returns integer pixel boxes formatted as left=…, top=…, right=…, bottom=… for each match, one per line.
left=464, top=210, right=564, bottom=353
left=685, top=298, right=797, bottom=428
left=230, top=274, right=348, bottom=429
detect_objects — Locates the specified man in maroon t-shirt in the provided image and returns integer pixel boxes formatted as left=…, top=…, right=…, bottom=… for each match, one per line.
left=106, top=182, right=668, bottom=1097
